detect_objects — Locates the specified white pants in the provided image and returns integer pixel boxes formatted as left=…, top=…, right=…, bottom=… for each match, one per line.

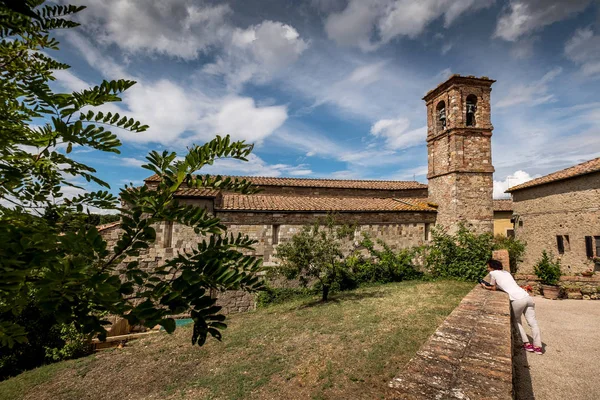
left=511, top=296, right=542, bottom=348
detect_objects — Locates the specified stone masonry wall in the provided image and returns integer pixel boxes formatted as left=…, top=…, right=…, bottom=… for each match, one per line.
left=100, top=211, right=435, bottom=314
left=166, top=212, right=434, bottom=266
left=387, top=285, right=512, bottom=399
left=512, top=172, right=600, bottom=274
left=427, top=173, right=494, bottom=234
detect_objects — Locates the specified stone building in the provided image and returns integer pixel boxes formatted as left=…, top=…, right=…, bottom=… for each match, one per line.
left=493, top=199, right=514, bottom=237
left=101, top=75, right=502, bottom=312
left=137, top=75, right=497, bottom=264
left=424, top=75, right=495, bottom=234
left=506, top=157, right=600, bottom=274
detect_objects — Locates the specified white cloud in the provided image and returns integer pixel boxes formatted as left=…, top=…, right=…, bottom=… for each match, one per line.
left=495, top=67, right=562, bottom=108
left=60, top=34, right=290, bottom=147
left=72, top=2, right=308, bottom=88
left=324, top=0, right=494, bottom=50
left=324, top=0, right=384, bottom=51
left=347, top=62, right=387, bottom=85
left=495, top=0, right=593, bottom=41
left=371, top=118, right=426, bottom=150
left=204, top=20, right=309, bottom=88
left=199, top=154, right=312, bottom=177
left=73, top=0, right=232, bottom=60
left=53, top=69, right=91, bottom=92
left=210, top=97, right=288, bottom=144
left=510, top=36, right=539, bottom=59
left=119, top=79, right=208, bottom=144
left=118, top=157, right=146, bottom=168
left=441, top=42, right=453, bottom=55
left=382, top=165, right=428, bottom=181
left=565, top=28, right=600, bottom=77
left=493, top=170, right=536, bottom=198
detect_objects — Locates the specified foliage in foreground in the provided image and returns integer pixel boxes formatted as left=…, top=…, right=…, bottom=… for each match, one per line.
left=425, top=224, right=494, bottom=281
left=534, top=250, right=562, bottom=286
left=0, top=1, right=263, bottom=378
left=493, top=235, right=526, bottom=274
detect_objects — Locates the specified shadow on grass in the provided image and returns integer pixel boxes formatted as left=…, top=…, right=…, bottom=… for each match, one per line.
left=297, top=289, right=387, bottom=309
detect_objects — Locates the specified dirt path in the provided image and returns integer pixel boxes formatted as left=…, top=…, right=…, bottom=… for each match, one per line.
left=513, top=297, right=600, bottom=400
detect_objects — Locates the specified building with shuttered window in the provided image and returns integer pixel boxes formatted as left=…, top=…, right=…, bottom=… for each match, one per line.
left=506, top=157, right=600, bottom=274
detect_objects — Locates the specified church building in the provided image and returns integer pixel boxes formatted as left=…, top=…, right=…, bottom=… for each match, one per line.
left=115, top=75, right=500, bottom=271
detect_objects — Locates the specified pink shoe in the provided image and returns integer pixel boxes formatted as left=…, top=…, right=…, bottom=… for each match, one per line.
left=534, top=346, right=543, bottom=355
left=523, top=343, right=534, bottom=352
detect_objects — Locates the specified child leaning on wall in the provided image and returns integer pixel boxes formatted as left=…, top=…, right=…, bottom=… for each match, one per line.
left=481, top=259, right=543, bottom=355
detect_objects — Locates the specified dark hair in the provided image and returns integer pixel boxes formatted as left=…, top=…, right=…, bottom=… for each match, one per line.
left=487, top=259, right=503, bottom=270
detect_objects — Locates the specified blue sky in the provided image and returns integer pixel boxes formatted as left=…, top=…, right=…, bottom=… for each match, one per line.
left=51, top=0, right=600, bottom=200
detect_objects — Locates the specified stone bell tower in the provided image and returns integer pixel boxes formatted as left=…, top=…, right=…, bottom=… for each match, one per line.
left=424, top=75, right=495, bottom=234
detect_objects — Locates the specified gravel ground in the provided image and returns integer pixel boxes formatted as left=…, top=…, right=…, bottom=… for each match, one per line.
left=513, top=297, right=600, bottom=400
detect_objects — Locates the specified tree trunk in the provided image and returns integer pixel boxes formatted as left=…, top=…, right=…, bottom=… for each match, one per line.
left=322, top=285, right=330, bottom=302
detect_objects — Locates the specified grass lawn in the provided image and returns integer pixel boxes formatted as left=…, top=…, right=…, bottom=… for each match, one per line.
left=0, top=280, right=473, bottom=400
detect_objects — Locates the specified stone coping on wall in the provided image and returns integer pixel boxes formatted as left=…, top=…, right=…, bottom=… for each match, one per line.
left=387, top=285, right=512, bottom=399
left=515, top=274, right=600, bottom=282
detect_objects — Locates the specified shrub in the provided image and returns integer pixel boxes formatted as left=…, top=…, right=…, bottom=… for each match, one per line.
left=493, top=235, right=526, bottom=274
left=275, top=215, right=355, bottom=301
left=426, top=224, right=493, bottom=281
left=355, top=235, right=422, bottom=283
left=534, top=251, right=562, bottom=286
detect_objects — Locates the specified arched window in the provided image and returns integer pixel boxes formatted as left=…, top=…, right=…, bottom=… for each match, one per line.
left=436, top=101, right=446, bottom=131
left=466, top=95, right=477, bottom=127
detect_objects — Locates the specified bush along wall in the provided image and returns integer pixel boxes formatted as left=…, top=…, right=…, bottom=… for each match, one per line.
left=425, top=224, right=494, bottom=281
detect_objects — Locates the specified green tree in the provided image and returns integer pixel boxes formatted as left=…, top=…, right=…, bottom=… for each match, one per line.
left=0, top=0, right=263, bottom=370
left=425, top=224, right=494, bottom=281
left=276, top=216, right=354, bottom=301
left=356, top=234, right=422, bottom=283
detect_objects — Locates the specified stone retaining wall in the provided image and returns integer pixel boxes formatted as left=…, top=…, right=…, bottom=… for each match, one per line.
left=387, top=285, right=512, bottom=399
left=515, top=274, right=600, bottom=299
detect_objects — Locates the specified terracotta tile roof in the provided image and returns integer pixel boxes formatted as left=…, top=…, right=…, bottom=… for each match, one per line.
left=506, top=157, right=600, bottom=192
left=217, top=194, right=436, bottom=212
left=493, top=199, right=513, bottom=212
left=145, top=174, right=426, bottom=191
left=175, top=188, right=219, bottom=197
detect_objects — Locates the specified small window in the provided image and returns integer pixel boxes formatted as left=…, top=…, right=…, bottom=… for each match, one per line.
left=424, top=223, right=431, bottom=241
left=556, top=235, right=564, bottom=254
left=164, top=221, right=173, bottom=248
left=585, top=236, right=594, bottom=258
left=518, top=220, right=523, bottom=227
left=595, top=236, right=600, bottom=257
left=466, top=94, right=477, bottom=127
left=272, top=224, right=280, bottom=245
left=506, top=229, right=515, bottom=238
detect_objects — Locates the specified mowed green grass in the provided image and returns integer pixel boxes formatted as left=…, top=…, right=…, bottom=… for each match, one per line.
left=0, top=280, right=473, bottom=400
